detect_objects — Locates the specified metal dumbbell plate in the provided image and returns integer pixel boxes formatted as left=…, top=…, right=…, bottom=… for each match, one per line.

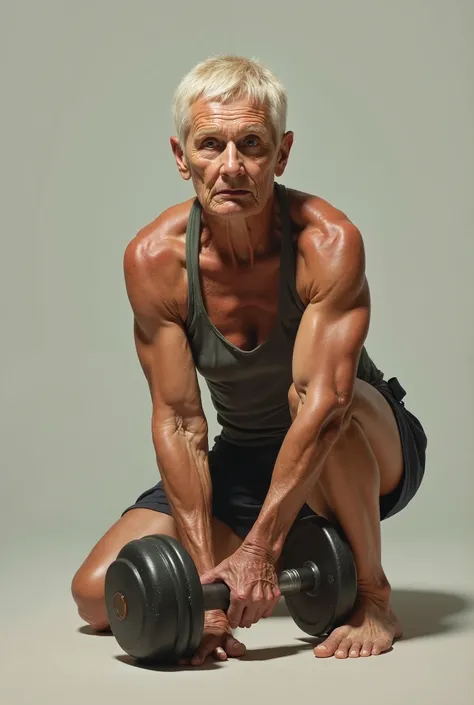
left=104, top=535, right=204, bottom=662
left=279, top=515, right=357, bottom=635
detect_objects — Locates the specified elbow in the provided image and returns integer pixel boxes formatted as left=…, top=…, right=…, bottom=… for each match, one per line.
left=152, top=411, right=208, bottom=447
left=295, top=392, right=351, bottom=442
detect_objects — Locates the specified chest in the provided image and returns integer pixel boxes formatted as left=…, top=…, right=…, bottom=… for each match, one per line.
left=198, top=252, right=281, bottom=352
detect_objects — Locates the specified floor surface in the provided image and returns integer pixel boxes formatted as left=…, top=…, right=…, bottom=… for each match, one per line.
left=2, top=533, right=473, bottom=705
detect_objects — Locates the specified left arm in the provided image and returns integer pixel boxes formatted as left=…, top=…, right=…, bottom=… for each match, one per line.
left=200, top=219, right=370, bottom=629
left=245, top=222, right=371, bottom=560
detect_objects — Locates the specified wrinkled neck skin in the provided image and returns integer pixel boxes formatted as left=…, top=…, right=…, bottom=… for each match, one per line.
left=200, top=192, right=279, bottom=269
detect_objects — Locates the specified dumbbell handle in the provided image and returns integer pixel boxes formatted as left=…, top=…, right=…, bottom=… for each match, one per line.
left=202, top=561, right=321, bottom=612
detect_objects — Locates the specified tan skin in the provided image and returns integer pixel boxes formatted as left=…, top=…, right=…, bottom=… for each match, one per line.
left=72, top=96, right=403, bottom=665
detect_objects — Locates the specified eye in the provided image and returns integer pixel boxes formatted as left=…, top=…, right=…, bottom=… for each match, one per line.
left=201, top=138, right=219, bottom=150
left=242, top=135, right=260, bottom=147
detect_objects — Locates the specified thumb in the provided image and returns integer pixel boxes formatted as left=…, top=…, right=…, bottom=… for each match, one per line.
left=200, top=561, right=225, bottom=585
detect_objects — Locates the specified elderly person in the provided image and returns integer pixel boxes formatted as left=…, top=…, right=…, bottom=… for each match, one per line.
left=71, top=55, right=427, bottom=665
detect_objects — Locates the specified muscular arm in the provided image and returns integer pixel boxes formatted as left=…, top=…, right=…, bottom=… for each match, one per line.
left=124, top=232, right=215, bottom=574
left=245, top=216, right=370, bottom=559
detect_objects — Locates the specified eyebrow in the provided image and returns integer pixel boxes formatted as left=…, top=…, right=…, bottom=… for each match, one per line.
left=194, top=124, right=269, bottom=140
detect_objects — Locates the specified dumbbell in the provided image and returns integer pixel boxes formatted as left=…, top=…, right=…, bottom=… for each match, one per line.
left=104, top=515, right=357, bottom=664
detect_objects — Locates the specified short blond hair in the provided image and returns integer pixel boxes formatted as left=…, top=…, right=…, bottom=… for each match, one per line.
left=172, top=55, right=287, bottom=145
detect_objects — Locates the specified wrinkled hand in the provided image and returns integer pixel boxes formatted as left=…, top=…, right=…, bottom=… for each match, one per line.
left=200, top=544, right=281, bottom=629
left=179, top=610, right=246, bottom=667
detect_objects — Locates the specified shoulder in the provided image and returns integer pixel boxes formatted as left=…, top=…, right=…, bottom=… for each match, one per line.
left=123, top=198, right=195, bottom=319
left=124, top=199, right=193, bottom=280
left=286, top=187, right=366, bottom=303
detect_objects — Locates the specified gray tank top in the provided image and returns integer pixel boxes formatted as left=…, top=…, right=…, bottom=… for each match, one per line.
left=184, top=183, right=384, bottom=446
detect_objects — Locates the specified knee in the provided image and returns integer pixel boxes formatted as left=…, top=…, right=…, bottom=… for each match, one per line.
left=71, top=564, right=109, bottom=632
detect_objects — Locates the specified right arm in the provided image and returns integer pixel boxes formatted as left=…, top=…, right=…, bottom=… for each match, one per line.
left=123, top=232, right=215, bottom=575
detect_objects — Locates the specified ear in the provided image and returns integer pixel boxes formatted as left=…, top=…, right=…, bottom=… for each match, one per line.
left=274, top=131, right=294, bottom=177
left=170, top=136, right=191, bottom=181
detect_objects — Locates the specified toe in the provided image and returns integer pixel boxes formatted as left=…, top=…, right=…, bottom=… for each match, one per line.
left=314, top=633, right=343, bottom=658
left=335, top=638, right=352, bottom=659
left=360, top=641, right=373, bottom=657
left=349, top=641, right=363, bottom=658
left=372, top=637, right=391, bottom=656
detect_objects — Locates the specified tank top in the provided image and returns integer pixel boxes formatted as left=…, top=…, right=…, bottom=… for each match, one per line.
left=184, top=183, right=384, bottom=446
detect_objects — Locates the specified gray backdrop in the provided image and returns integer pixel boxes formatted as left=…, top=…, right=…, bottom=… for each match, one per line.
left=1, top=0, right=473, bottom=576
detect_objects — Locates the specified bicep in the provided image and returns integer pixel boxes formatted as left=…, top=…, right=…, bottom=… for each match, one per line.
left=123, top=236, right=207, bottom=435
left=134, top=317, right=206, bottom=431
left=292, top=280, right=370, bottom=416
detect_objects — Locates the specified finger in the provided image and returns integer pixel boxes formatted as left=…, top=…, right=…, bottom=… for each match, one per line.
left=238, top=584, right=264, bottom=627
left=199, top=569, right=219, bottom=585
left=226, top=595, right=246, bottom=630
left=212, top=646, right=227, bottom=661
left=260, top=585, right=280, bottom=619
left=224, top=634, right=247, bottom=658
left=239, top=604, right=261, bottom=629
left=190, top=636, right=217, bottom=666
left=243, top=583, right=274, bottom=627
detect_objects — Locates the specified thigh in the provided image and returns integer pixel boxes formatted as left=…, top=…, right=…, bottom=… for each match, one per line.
left=349, top=378, right=404, bottom=497
left=74, top=506, right=242, bottom=590
left=73, top=508, right=178, bottom=594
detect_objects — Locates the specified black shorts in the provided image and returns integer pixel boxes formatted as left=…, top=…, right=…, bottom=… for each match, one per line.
left=122, top=378, right=427, bottom=540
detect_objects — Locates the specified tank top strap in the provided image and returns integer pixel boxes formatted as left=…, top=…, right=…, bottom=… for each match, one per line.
left=185, top=197, right=202, bottom=328
left=274, top=183, right=306, bottom=315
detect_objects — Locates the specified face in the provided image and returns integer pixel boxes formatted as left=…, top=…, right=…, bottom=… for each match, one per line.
left=170, top=97, right=294, bottom=217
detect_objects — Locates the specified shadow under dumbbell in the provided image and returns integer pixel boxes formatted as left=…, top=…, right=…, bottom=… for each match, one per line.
left=77, top=625, right=113, bottom=636
left=240, top=639, right=322, bottom=662
left=114, top=654, right=224, bottom=671
left=271, top=588, right=473, bottom=641
left=113, top=639, right=324, bottom=669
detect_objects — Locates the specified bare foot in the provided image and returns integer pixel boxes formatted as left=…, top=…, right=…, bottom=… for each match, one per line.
left=314, top=594, right=403, bottom=659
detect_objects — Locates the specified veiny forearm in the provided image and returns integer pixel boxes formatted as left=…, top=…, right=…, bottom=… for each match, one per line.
left=152, top=423, right=215, bottom=574
left=245, top=407, right=345, bottom=561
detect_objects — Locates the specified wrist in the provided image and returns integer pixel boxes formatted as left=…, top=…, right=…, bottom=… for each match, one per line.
left=176, top=522, right=216, bottom=574
left=244, top=510, right=288, bottom=563
left=244, top=494, right=307, bottom=562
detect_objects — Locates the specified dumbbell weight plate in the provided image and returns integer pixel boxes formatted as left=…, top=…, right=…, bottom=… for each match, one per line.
left=156, top=535, right=204, bottom=659
left=104, top=535, right=204, bottom=662
left=279, top=515, right=357, bottom=635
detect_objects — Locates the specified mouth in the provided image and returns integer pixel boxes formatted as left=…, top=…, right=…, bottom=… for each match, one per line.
left=216, top=189, right=250, bottom=196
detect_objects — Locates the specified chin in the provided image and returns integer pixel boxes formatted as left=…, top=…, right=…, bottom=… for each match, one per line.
left=209, top=196, right=259, bottom=217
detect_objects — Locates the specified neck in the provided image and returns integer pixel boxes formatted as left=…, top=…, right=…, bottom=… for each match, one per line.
left=202, top=194, right=278, bottom=269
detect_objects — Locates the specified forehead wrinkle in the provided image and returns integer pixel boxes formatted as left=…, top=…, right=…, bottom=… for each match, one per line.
left=193, top=123, right=270, bottom=141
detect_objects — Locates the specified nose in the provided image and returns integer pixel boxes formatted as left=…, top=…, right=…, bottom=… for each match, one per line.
left=219, top=142, right=243, bottom=178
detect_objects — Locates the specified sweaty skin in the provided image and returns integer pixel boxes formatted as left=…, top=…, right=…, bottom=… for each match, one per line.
left=124, top=97, right=402, bottom=664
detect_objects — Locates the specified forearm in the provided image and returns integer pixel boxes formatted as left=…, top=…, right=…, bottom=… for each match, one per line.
left=245, top=409, right=344, bottom=561
left=152, top=423, right=215, bottom=574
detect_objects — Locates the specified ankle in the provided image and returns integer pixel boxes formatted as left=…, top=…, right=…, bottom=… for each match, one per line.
left=357, top=573, right=391, bottom=603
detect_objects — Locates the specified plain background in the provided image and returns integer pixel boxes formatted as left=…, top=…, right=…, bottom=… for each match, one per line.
left=1, top=1, right=473, bottom=702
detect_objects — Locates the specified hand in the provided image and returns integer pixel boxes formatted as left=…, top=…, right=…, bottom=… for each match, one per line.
left=179, top=610, right=246, bottom=666
left=200, top=544, right=281, bottom=629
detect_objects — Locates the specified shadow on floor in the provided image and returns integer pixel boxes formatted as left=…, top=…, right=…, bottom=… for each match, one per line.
left=391, top=588, right=473, bottom=640
left=112, top=640, right=324, bottom=671
left=272, top=587, right=473, bottom=640
left=114, top=654, right=223, bottom=672
left=78, top=625, right=112, bottom=636
left=78, top=587, right=473, bottom=667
